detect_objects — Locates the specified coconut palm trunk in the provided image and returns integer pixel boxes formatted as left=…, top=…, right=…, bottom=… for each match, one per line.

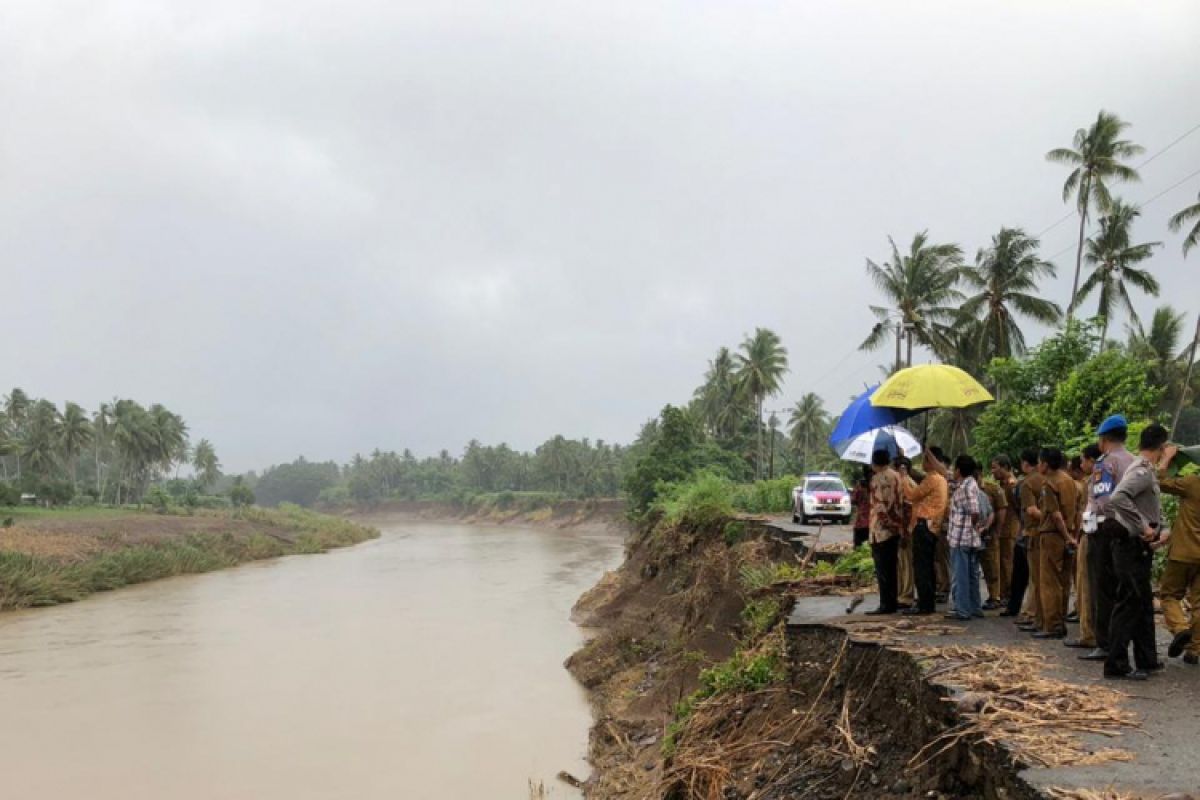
left=1068, top=175, right=1091, bottom=320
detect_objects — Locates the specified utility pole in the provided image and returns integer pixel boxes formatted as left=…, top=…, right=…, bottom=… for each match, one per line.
left=1172, top=314, right=1200, bottom=436
left=894, top=320, right=903, bottom=374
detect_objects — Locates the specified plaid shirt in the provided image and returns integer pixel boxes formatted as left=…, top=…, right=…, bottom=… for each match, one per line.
left=947, top=476, right=982, bottom=549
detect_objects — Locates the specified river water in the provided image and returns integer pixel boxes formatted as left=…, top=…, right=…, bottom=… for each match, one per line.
left=0, top=518, right=624, bottom=799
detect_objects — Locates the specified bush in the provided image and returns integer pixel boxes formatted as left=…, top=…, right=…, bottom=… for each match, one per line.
left=652, top=472, right=736, bottom=528
left=730, top=475, right=800, bottom=514
left=0, top=483, right=21, bottom=507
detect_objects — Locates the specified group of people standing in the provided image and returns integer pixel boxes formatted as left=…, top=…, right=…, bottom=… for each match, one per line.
left=854, top=415, right=1200, bottom=682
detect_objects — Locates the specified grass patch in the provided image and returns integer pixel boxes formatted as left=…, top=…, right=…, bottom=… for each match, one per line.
left=0, top=507, right=377, bottom=611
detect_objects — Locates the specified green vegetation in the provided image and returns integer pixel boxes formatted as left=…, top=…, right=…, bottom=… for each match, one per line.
left=0, top=389, right=226, bottom=508
left=0, top=506, right=377, bottom=611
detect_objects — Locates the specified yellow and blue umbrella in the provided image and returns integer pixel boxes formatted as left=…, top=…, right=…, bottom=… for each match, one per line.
left=828, top=384, right=923, bottom=447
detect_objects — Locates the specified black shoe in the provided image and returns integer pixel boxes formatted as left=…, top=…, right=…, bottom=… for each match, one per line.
left=1016, top=624, right=1037, bottom=632
left=1104, top=670, right=1149, bottom=681
left=901, top=608, right=934, bottom=616
left=982, top=600, right=1001, bottom=611
left=897, top=602, right=913, bottom=610
left=943, top=613, right=970, bottom=621
left=998, top=610, right=1018, bottom=617
left=1065, top=612, right=1079, bottom=623
left=1169, top=630, right=1194, bottom=658
left=1063, top=639, right=1093, bottom=649
left=1078, top=648, right=1109, bottom=661
left=864, top=607, right=896, bottom=616
left=1184, top=653, right=1199, bottom=666
left=1032, top=630, right=1066, bottom=640
left=1143, top=662, right=1166, bottom=672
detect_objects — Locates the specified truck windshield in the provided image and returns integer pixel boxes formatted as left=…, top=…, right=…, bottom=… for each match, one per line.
left=807, top=480, right=844, bottom=493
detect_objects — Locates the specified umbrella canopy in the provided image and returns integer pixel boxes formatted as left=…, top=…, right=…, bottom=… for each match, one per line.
left=836, top=425, right=922, bottom=464
left=870, top=364, right=994, bottom=410
left=828, top=385, right=923, bottom=446
left=1167, top=444, right=1200, bottom=475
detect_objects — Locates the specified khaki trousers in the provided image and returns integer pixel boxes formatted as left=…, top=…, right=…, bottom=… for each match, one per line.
left=998, top=536, right=1015, bottom=602
left=1024, top=534, right=1042, bottom=623
left=981, top=533, right=1001, bottom=602
left=1075, top=535, right=1096, bottom=647
left=898, top=533, right=915, bottom=605
left=1160, top=559, right=1200, bottom=657
left=1037, top=531, right=1070, bottom=634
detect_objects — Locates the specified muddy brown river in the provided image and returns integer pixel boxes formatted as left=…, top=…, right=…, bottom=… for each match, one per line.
left=0, top=518, right=623, bottom=799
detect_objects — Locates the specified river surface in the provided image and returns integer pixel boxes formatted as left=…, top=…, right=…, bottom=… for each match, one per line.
left=0, top=518, right=624, bottom=799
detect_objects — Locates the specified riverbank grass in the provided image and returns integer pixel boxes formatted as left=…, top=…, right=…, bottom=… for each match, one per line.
left=0, top=505, right=378, bottom=611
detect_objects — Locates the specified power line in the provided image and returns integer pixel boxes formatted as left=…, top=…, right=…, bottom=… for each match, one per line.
left=1034, top=121, right=1200, bottom=238
left=1045, top=164, right=1200, bottom=262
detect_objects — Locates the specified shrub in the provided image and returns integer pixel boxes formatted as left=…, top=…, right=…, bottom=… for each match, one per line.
left=652, top=472, right=736, bottom=528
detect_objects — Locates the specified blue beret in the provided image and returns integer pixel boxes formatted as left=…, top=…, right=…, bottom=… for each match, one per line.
left=1097, top=414, right=1128, bottom=435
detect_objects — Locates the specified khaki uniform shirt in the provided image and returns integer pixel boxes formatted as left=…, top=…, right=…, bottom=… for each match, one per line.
left=981, top=479, right=1006, bottom=536
left=999, top=476, right=1020, bottom=539
left=1020, top=473, right=1046, bottom=538
left=1161, top=473, right=1200, bottom=564
left=1039, top=470, right=1078, bottom=538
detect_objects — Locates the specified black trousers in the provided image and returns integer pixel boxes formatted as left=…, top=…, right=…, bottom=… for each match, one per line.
left=1089, top=522, right=1118, bottom=651
left=853, top=527, right=869, bottom=549
left=1104, top=523, right=1158, bottom=674
left=871, top=535, right=900, bottom=612
left=1006, top=538, right=1030, bottom=617
left=912, top=521, right=938, bottom=612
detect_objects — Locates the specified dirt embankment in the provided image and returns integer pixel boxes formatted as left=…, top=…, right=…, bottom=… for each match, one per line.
left=565, top=516, right=1050, bottom=800
left=0, top=507, right=378, bottom=611
left=342, top=497, right=626, bottom=528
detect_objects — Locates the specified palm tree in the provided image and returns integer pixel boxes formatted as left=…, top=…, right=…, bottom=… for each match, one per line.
left=4, top=388, right=30, bottom=480
left=93, top=402, right=113, bottom=500
left=788, top=393, right=830, bottom=473
left=192, top=439, right=221, bottom=491
left=734, top=328, right=789, bottom=479
left=693, top=347, right=745, bottom=440
left=959, top=228, right=1062, bottom=361
left=1169, top=191, right=1200, bottom=256
left=1078, top=200, right=1161, bottom=346
left=59, top=402, right=93, bottom=490
left=22, top=400, right=62, bottom=480
left=1127, top=306, right=1189, bottom=415
left=860, top=232, right=965, bottom=364
left=1046, top=110, right=1143, bottom=319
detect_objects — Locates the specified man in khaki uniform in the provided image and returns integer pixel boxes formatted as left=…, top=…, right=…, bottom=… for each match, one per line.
left=1034, top=447, right=1078, bottom=638
left=1066, top=445, right=1102, bottom=650
left=1158, top=444, right=1200, bottom=665
left=979, top=472, right=1008, bottom=609
left=1017, top=449, right=1046, bottom=630
left=897, top=461, right=917, bottom=608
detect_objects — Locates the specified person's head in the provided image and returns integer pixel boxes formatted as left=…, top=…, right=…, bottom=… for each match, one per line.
left=871, top=449, right=891, bottom=471
left=1069, top=455, right=1085, bottom=480
left=1138, top=423, right=1169, bottom=456
left=954, top=454, right=977, bottom=481
left=1039, top=447, right=1065, bottom=474
left=894, top=455, right=912, bottom=474
left=991, top=454, right=1013, bottom=481
left=1097, top=415, right=1129, bottom=454
left=1081, top=443, right=1102, bottom=474
left=1019, top=448, right=1040, bottom=475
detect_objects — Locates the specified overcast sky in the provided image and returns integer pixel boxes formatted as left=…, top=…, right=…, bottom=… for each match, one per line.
left=2, top=1, right=1198, bottom=471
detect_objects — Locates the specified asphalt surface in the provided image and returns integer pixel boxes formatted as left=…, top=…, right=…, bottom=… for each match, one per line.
left=775, top=518, right=1200, bottom=797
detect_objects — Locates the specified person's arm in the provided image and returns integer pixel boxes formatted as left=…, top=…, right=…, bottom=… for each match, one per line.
left=923, top=449, right=949, bottom=478
left=1021, top=481, right=1042, bottom=523
left=903, top=476, right=932, bottom=503
left=994, top=506, right=1008, bottom=534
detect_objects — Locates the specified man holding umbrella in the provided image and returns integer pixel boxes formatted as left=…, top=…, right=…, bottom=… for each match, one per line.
left=903, top=446, right=950, bottom=615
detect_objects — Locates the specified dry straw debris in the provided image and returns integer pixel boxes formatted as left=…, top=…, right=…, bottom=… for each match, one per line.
left=902, top=644, right=1139, bottom=769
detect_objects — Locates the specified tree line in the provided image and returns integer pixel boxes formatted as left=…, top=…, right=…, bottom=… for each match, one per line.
left=0, top=388, right=222, bottom=505
left=242, top=436, right=628, bottom=508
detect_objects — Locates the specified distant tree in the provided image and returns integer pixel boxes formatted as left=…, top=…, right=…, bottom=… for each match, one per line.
left=694, top=347, right=748, bottom=442
left=787, top=393, right=830, bottom=473
left=960, top=227, right=1062, bottom=361
left=734, top=328, right=789, bottom=480
left=1078, top=200, right=1161, bottom=346
left=22, top=400, right=62, bottom=481
left=1168, top=190, right=1200, bottom=256
left=59, top=402, right=93, bottom=490
left=229, top=476, right=255, bottom=508
left=4, top=388, right=30, bottom=480
left=1046, top=110, right=1143, bottom=319
left=860, top=232, right=964, bottom=364
left=192, top=439, right=221, bottom=491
